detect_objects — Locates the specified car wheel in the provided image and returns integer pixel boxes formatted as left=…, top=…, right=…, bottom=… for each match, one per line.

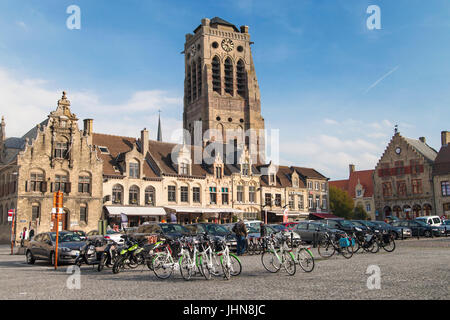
left=393, top=232, right=399, bottom=240
left=26, top=250, right=35, bottom=265
left=424, top=230, right=431, bottom=238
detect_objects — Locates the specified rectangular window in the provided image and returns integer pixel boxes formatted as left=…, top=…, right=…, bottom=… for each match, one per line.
left=321, top=183, right=326, bottom=191
left=168, top=186, right=176, bottom=202
left=32, top=205, right=40, bottom=221
left=289, top=195, right=294, bottom=210
left=298, top=195, right=304, bottom=210
left=242, top=164, right=249, bottom=176
left=315, top=182, right=320, bottom=191
left=366, top=203, right=371, bottom=212
left=209, top=187, right=217, bottom=204
left=308, top=181, right=313, bottom=190
left=308, top=194, right=313, bottom=209
left=315, top=196, right=320, bottom=209
left=78, top=176, right=91, bottom=194
left=395, top=161, right=405, bottom=175
left=441, top=181, right=450, bottom=196
left=249, top=186, right=256, bottom=203
left=265, top=193, right=271, bottom=207
left=129, top=163, right=139, bottom=178
left=55, top=175, right=68, bottom=193
left=180, top=186, right=189, bottom=203
left=222, top=188, right=229, bottom=205
left=30, top=173, right=44, bottom=192
left=80, top=206, right=87, bottom=223
left=322, top=198, right=327, bottom=210
left=412, top=179, right=422, bottom=194
left=180, top=163, right=189, bottom=175
left=215, top=167, right=222, bottom=179
left=275, top=194, right=281, bottom=207
left=410, top=160, right=423, bottom=175
left=193, top=187, right=201, bottom=203
left=382, top=182, right=392, bottom=197
left=237, top=185, right=244, bottom=203
left=397, top=181, right=407, bottom=196
left=54, top=142, right=68, bottom=159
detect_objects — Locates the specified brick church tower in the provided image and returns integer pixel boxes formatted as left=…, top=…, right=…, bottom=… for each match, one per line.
left=183, top=17, right=265, bottom=156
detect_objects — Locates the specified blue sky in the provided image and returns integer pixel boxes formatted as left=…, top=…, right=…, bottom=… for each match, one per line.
left=1, top=0, right=449, bottom=179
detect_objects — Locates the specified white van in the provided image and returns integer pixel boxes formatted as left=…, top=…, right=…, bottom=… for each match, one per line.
left=415, top=216, right=442, bottom=227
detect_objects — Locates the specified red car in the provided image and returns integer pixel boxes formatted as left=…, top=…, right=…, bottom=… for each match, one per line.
left=281, top=222, right=299, bottom=231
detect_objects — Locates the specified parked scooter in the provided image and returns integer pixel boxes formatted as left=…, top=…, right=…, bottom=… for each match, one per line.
left=75, top=238, right=105, bottom=267
left=97, top=239, right=119, bottom=272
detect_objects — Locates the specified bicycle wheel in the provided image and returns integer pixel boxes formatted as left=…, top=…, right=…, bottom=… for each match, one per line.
left=152, top=253, right=174, bottom=279
left=382, top=237, right=396, bottom=253
left=283, top=251, right=296, bottom=276
left=221, top=255, right=231, bottom=280
left=297, top=248, right=315, bottom=273
left=340, top=244, right=353, bottom=259
left=210, top=254, right=222, bottom=277
left=318, top=239, right=335, bottom=259
left=261, top=250, right=281, bottom=273
left=199, top=253, right=212, bottom=280
left=370, top=240, right=380, bottom=253
left=179, top=254, right=193, bottom=281
left=229, top=254, right=242, bottom=276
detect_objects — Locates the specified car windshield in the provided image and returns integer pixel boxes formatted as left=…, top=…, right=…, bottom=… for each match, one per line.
left=50, top=232, right=83, bottom=242
left=106, top=230, right=120, bottom=234
left=204, top=224, right=229, bottom=235
left=271, top=225, right=287, bottom=231
left=247, top=226, right=259, bottom=233
left=160, top=224, right=190, bottom=234
left=340, top=220, right=354, bottom=227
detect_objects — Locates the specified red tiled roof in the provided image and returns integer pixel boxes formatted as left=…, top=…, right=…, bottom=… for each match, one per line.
left=329, top=169, right=374, bottom=198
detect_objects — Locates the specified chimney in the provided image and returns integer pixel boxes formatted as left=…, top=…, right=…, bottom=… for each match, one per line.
left=442, top=131, right=450, bottom=146
left=419, top=137, right=426, bottom=143
left=349, top=164, right=355, bottom=174
left=240, top=25, right=249, bottom=34
left=141, top=128, right=149, bottom=156
left=83, top=119, right=93, bottom=135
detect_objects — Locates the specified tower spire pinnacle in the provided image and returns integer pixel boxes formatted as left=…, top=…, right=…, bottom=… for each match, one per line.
left=157, top=110, right=162, bottom=142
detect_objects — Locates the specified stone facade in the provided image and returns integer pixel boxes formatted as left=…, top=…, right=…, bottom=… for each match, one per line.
left=373, top=132, right=437, bottom=220
left=432, top=131, right=450, bottom=218
left=0, top=92, right=103, bottom=243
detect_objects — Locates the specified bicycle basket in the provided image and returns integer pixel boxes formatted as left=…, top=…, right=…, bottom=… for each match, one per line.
left=339, top=237, right=350, bottom=248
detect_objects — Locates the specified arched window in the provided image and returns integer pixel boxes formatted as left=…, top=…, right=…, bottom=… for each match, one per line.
left=129, top=185, right=140, bottom=205
left=224, top=58, right=233, bottom=95
left=237, top=59, right=246, bottom=97
left=31, top=203, right=40, bottom=222
left=112, top=184, right=123, bottom=204
left=186, top=64, right=192, bottom=103
left=197, top=57, right=202, bottom=98
left=212, top=56, right=221, bottom=94
left=145, top=186, right=155, bottom=206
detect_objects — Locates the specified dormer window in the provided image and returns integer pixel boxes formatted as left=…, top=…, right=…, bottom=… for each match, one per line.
left=98, top=146, right=109, bottom=154
left=215, top=166, right=222, bottom=179
left=180, top=162, right=189, bottom=175
left=242, top=163, right=249, bottom=176
left=269, top=174, right=276, bottom=185
left=129, top=162, right=139, bottom=178
left=356, top=189, right=362, bottom=197
left=293, top=177, right=299, bottom=188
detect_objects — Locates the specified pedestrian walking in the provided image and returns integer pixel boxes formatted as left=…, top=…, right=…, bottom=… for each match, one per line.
left=20, top=227, right=29, bottom=247
left=29, top=229, right=35, bottom=240
left=233, top=219, right=248, bottom=256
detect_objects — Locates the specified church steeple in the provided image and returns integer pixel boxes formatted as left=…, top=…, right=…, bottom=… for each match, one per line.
left=157, top=111, right=162, bottom=142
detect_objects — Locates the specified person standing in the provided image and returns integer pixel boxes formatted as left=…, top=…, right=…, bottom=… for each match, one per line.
left=233, top=220, right=248, bottom=256
left=20, top=227, right=29, bottom=247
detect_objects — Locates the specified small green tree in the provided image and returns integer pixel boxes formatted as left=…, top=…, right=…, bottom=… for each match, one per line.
left=353, top=204, right=369, bottom=220
left=329, top=185, right=354, bottom=219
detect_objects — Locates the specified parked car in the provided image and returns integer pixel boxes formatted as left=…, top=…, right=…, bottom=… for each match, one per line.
left=442, top=220, right=450, bottom=235
left=293, top=221, right=346, bottom=244
left=267, top=224, right=301, bottom=241
left=369, top=221, right=412, bottom=239
left=385, top=216, right=400, bottom=224
left=415, top=216, right=443, bottom=227
left=244, top=220, right=263, bottom=230
left=185, top=223, right=237, bottom=249
left=392, top=220, right=445, bottom=237
left=71, top=230, right=87, bottom=240
left=322, top=219, right=368, bottom=235
left=86, top=229, right=125, bottom=244
left=25, top=231, right=86, bottom=265
left=133, top=223, right=192, bottom=242
left=280, top=222, right=299, bottom=231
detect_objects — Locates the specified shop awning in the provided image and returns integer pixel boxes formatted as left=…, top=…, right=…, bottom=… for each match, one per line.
left=268, top=210, right=309, bottom=217
left=105, top=206, right=167, bottom=216
left=309, top=212, right=341, bottom=219
left=164, top=206, right=243, bottom=214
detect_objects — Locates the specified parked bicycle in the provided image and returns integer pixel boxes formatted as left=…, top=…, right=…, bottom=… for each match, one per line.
left=261, top=232, right=296, bottom=276
left=317, top=232, right=354, bottom=259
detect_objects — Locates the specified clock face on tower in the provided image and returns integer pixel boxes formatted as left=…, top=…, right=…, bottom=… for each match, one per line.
left=221, top=38, right=234, bottom=52
left=395, top=147, right=401, bottom=154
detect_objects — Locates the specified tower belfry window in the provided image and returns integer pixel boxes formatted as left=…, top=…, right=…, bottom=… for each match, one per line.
left=197, top=58, right=202, bottom=98
left=224, top=58, right=233, bottom=95
left=192, top=61, right=197, bottom=100
left=237, top=60, right=246, bottom=97
left=186, top=65, right=192, bottom=103
left=212, top=56, right=221, bottom=94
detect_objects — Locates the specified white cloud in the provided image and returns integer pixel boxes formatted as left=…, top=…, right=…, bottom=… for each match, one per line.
left=0, top=67, right=182, bottom=140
